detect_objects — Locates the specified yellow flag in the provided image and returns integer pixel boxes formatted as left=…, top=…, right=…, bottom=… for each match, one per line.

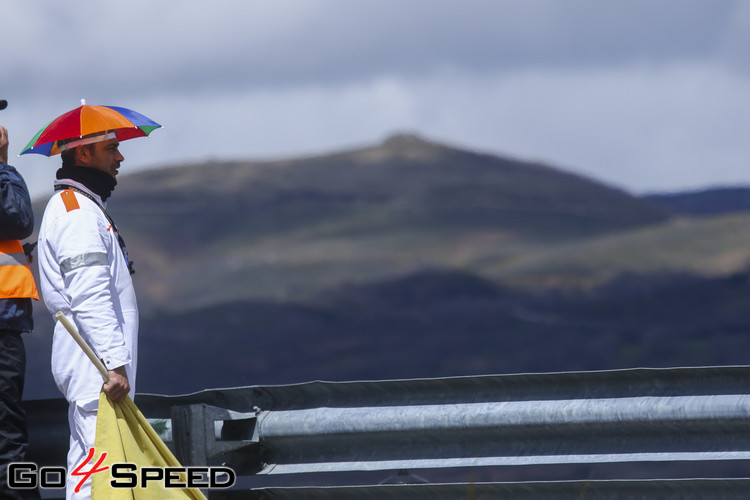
left=92, top=392, right=206, bottom=500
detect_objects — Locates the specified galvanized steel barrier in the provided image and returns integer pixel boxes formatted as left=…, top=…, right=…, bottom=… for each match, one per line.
left=24, top=366, right=750, bottom=498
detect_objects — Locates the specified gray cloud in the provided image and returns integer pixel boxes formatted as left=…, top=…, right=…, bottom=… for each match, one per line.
left=4, top=0, right=743, bottom=97
left=4, top=0, right=750, bottom=199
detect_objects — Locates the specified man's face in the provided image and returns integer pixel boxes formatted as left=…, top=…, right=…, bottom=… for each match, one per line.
left=79, top=138, right=124, bottom=178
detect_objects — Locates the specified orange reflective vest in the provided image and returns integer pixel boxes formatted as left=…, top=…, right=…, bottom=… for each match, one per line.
left=0, top=239, right=39, bottom=300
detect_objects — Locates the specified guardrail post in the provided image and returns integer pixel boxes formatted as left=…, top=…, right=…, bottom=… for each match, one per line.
left=171, top=404, right=261, bottom=473
left=172, top=404, right=208, bottom=466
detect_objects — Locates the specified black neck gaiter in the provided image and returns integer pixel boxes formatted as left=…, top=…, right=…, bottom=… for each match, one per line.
left=56, top=163, right=117, bottom=201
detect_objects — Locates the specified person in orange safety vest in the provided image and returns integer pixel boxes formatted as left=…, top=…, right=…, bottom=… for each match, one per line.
left=0, top=123, right=40, bottom=500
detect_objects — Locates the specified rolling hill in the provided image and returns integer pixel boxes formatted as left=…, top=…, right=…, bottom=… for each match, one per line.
left=95, top=133, right=671, bottom=312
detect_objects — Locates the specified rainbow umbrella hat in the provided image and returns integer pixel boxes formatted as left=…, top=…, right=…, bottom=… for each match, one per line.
left=21, top=100, right=161, bottom=156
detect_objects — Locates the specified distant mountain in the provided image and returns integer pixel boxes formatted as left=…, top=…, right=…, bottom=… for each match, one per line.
left=25, top=133, right=750, bottom=401
left=643, top=186, right=750, bottom=217
left=99, top=133, right=671, bottom=313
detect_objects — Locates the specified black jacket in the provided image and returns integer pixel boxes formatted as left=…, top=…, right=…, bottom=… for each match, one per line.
left=0, top=162, right=34, bottom=332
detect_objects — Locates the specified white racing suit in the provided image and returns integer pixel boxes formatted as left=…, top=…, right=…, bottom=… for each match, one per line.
left=37, top=179, right=138, bottom=499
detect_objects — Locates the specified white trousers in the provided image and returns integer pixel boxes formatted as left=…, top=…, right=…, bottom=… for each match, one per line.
left=66, top=399, right=98, bottom=500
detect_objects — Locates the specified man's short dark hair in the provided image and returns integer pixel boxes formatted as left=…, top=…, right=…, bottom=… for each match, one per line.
left=60, top=142, right=95, bottom=166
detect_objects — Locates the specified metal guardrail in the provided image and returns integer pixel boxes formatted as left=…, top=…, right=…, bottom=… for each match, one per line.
left=23, top=366, right=750, bottom=498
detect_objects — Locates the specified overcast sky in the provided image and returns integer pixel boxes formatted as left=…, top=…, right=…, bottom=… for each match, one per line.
left=3, top=0, right=749, bottom=199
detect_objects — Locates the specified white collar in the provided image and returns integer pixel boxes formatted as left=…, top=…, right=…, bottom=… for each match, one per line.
left=54, top=178, right=106, bottom=207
